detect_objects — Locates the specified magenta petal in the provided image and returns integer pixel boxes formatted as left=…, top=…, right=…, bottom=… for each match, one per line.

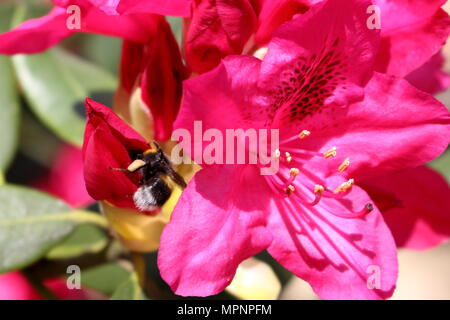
left=374, top=0, right=450, bottom=77
left=158, top=165, right=272, bottom=296
left=0, top=7, right=73, bottom=54
left=406, top=52, right=450, bottom=95
left=0, top=3, right=161, bottom=55
left=268, top=186, right=398, bottom=299
left=362, top=166, right=450, bottom=250
left=117, top=0, right=192, bottom=17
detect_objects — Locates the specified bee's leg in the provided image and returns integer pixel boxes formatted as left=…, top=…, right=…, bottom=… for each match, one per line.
left=109, top=167, right=130, bottom=173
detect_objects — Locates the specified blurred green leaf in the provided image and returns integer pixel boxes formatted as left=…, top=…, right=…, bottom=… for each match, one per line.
left=0, top=185, right=108, bottom=273
left=167, top=16, right=183, bottom=45
left=429, top=150, right=450, bottom=182
left=0, top=4, right=21, bottom=174
left=0, top=57, right=20, bottom=173
left=0, top=2, right=16, bottom=32
left=111, top=272, right=146, bottom=300
left=46, top=224, right=108, bottom=260
left=81, top=263, right=130, bottom=295
left=12, top=48, right=117, bottom=146
left=75, top=34, right=121, bottom=76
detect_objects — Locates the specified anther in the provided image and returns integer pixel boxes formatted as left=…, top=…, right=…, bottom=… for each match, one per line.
left=127, top=159, right=147, bottom=173
left=299, top=130, right=311, bottom=139
left=285, top=152, right=292, bottom=163
left=310, top=185, right=324, bottom=206
left=286, top=185, right=295, bottom=196
left=338, top=158, right=350, bottom=172
left=290, top=168, right=299, bottom=178
left=324, top=147, right=337, bottom=159
left=333, top=178, right=354, bottom=194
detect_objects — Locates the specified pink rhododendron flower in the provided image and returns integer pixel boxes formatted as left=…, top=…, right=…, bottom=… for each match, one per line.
left=0, top=0, right=191, bottom=55
left=158, top=0, right=450, bottom=299
left=361, top=166, right=450, bottom=250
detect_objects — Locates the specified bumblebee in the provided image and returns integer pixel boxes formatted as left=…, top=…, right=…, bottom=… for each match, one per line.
left=112, top=142, right=186, bottom=212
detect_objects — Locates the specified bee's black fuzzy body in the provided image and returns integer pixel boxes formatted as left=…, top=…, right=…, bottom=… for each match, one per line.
left=126, top=143, right=186, bottom=212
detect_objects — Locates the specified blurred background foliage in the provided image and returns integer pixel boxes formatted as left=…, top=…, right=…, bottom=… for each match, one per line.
left=0, top=0, right=449, bottom=300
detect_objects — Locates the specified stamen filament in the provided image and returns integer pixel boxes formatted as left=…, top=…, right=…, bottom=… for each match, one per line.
left=290, top=168, right=300, bottom=178
left=286, top=185, right=295, bottom=197
left=310, top=185, right=324, bottom=206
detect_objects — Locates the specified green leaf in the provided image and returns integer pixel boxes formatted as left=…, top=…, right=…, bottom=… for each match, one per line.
left=46, top=224, right=108, bottom=260
left=81, top=263, right=131, bottom=295
left=0, top=185, right=108, bottom=273
left=0, top=57, right=20, bottom=172
left=12, top=48, right=118, bottom=146
left=111, top=272, right=146, bottom=300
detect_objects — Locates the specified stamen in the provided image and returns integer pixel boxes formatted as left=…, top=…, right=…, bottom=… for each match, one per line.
left=338, top=158, right=350, bottom=172
left=299, top=130, right=311, bottom=139
left=310, top=184, right=324, bottom=206
left=286, top=185, right=295, bottom=197
left=365, top=203, right=374, bottom=212
left=290, top=168, right=299, bottom=178
left=323, top=147, right=337, bottom=159
left=127, top=159, right=146, bottom=173
left=333, top=178, right=354, bottom=194
left=285, top=152, right=292, bottom=163
left=356, top=203, right=374, bottom=217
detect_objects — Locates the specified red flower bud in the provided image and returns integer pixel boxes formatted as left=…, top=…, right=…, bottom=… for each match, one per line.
left=82, top=98, right=150, bottom=210
left=184, top=0, right=257, bottom=73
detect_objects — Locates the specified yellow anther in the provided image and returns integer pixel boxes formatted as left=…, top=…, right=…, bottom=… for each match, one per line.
left=286, top=185, right=295, bottom=196
left=338, top=158, right=350, bottom=172
left=285, top=152, right=292, bottom=163
left=324, top=147, right=337, bottom=159
left=314, top=185, right=324, bottom=194
left=290, top=168, right=299, bottom=178
left=299, top=130, right=311, bottom=139
left=334, top=179, right=355, bottom=194
left=127, top=159, right=146, bottom=173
